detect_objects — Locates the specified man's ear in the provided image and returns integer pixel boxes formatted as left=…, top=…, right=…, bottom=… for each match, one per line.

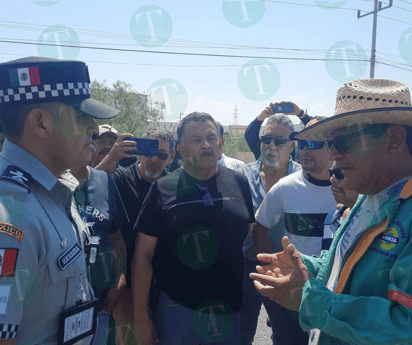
left=25, top=107, right=54, bottom=139
left=176, top=142, right=183, bottom=155
left=385, top=125, right=407, bottom=154
left=221, top=136, right=226, bottom=145
left=289, top=141, right=296, bottom=155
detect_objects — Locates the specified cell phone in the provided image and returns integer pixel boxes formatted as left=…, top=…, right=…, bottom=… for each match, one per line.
left=124, top=137, right=159, bottom=156
left=272, top=103, right=294, bottom=114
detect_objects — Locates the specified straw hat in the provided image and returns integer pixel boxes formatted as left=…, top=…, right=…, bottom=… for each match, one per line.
left=295, top=78, right=412, bottom=141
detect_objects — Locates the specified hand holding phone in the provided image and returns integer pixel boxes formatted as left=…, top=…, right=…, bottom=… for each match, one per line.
left=124, top=137, right=159, bottom=156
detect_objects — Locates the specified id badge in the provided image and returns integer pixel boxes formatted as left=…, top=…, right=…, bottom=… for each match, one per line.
left=58, top=298, right=99, bottom=345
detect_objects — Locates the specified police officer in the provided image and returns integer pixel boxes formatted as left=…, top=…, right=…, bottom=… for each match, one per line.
left=0, top=57, right=119, bottom=345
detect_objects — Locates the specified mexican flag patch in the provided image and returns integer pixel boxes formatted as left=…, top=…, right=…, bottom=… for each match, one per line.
left=0, top=249, right=18, bottom=276
left=9, top=67, right=41, bottom=87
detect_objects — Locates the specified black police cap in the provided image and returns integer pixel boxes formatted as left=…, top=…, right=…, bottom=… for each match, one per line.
left=0, top=57, right=119, bottom=119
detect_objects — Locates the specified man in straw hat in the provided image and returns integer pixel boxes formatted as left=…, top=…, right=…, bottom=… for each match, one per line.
left=250, top=78, right=412, bottom=345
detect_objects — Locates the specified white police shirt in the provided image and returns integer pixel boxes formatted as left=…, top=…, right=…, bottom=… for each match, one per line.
left=0, top=139, right=94, bottom=345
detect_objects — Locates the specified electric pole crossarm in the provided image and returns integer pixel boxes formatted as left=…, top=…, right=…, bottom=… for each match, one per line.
left=357, top=0, right=392, bottom=19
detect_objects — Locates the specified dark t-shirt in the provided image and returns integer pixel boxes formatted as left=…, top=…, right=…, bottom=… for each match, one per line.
left=74, top=167, right=122, bottom=309
left=110, top=161, right=152, bottom=289
left=134, top=166, right=255, bottom=313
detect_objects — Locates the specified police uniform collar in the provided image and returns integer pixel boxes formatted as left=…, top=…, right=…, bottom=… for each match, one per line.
left=1, top=139, right=58, bottom=191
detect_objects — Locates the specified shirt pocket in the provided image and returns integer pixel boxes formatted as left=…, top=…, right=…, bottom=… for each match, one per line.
left=40, top=249, right=79, bottom=320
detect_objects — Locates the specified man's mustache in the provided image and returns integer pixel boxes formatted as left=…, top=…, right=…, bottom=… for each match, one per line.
left=200, top=151, right=214, bottom=158
left=301, top=154, right=314, bottom=161
left=265, top=149, right=279, bottom=158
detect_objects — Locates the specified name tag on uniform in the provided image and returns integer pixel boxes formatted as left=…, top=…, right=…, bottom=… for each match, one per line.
left=58, top=243, right=82, bottom=270
left=58, top=299, right=98, bottom=345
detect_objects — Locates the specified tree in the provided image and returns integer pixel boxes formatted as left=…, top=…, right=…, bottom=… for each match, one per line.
left=90, top=80, right=165, bottom=137
left=222, top=134, right=251, bottom=158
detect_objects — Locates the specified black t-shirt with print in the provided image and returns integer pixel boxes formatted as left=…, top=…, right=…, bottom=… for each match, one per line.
left=110, top=161, right=152, bottom=289
left=134, top=166, right=255, bottom=313
left=74, top=167, right=122, bottom=309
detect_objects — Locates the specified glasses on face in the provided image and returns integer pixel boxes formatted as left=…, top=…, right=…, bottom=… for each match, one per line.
left=326, top=125, right=389, bottom=154
left=146, top=153, right=169, bottom=160
left=260, top=136, right=290, bottom=146
left=298, top=140, right=326, bottom=150
left=328, top=168, right=344, bottom=180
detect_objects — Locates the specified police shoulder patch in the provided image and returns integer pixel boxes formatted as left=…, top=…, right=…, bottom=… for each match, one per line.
left=0, top=166, right=32, bottom=193
left=0, top=223, right=24, bottom=242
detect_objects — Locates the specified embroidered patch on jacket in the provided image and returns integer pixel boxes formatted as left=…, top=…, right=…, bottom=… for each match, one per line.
left=380, top=227, right=399, bottom=251
left=0, top=324, right=19, bottom=339
left=0, top=223, right=24, bottom=242
left=1, top=166, right=32, bottom=193
left=0, top=249, right=18, bottom=276
left=58, top=243, right=82, bottom=270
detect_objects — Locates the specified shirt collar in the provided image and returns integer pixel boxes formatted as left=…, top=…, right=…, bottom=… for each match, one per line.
left=1, top=139, right=58, bottom=191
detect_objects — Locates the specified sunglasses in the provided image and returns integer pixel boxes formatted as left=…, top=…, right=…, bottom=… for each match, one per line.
left=260, top=137, right=290, bottom=146
left=156, top=152, right=169, bottom=160
left=197, top=184, right=214, bottom=207
left=328, top=168, right=344, bottom=180
left=326, top=125, right=389, bottom=154
left=297, top=140, right=326, bottom=150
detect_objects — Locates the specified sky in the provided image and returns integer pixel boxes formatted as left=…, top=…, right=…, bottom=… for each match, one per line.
left=2, top=0, right=412, bottom=126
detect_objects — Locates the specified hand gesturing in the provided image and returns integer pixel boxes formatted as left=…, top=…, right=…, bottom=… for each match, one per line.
left=250, top=236, right=311, bottom=311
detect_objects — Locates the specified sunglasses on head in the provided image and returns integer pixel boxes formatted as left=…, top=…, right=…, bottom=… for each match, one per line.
left=297, top=140, right=326, bottom=150
left=260, top=136, right=290, bottom=146
left=326, top=125, right=389, bottom=154
left=328, top=168, right=344, bottom=180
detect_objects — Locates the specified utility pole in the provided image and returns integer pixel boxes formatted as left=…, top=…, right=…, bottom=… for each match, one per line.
left=233, top=103, right=238, bottom=126
left=357, top=0, right=393, bottom=78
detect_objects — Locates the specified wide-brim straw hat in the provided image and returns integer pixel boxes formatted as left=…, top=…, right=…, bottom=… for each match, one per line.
left=294, top=78, right=412, bottom=141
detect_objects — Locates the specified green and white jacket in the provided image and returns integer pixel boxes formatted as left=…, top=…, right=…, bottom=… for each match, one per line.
left=299, top=178, right=412, bottom=345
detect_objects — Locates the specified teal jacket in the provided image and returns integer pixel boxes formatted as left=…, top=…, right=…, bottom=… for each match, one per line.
left=299, top=178, right=412, bottom=345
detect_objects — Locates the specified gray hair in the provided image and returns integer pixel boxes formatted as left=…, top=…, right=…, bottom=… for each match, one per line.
left=264, top=114, right=294, bottom=134
left=144, top=127, right=175, bottom=152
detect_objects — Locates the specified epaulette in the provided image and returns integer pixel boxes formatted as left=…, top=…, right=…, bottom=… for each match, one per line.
left=0, top=165, right=32, bottom=193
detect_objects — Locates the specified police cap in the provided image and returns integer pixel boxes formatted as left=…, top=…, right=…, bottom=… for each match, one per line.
left=0, top=56, right=119, bottom=119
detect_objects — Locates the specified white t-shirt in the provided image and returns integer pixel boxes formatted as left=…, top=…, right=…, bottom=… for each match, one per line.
left=255, top=170, right=337, bottom=256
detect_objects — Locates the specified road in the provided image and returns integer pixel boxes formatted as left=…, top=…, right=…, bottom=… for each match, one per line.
left=252, top=305, right=273, bottom=345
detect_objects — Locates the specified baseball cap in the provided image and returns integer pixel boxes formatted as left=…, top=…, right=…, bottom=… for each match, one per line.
left=0, top=56, right=119, bottom=119
left=98, top=124, right=119, bottom=139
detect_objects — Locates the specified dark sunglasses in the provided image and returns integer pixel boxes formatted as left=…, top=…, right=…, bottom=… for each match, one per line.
left=156, top=153, right=169, bottom=160
left=298, top=140, right=326, bottom=150
left=260, top=137, right=290, bottom=146
left=326, top=125, right=389, bottom=154
left=328, top=168, right=344, bottom=180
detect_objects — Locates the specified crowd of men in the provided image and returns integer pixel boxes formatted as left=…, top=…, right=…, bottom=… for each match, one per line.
left=0, top=56, right=411, bottom=345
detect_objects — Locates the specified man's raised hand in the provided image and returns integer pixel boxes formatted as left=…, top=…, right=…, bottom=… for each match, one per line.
left=250, top=237, right=312, bottom=311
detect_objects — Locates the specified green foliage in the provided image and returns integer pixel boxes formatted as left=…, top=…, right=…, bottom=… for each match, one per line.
left=90, top=79, right=165, bottom=137
left=222, top=134, right=251, bottom=158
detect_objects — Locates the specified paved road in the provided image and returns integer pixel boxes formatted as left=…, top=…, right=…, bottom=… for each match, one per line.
left=252, top=305, right=273, bottom=345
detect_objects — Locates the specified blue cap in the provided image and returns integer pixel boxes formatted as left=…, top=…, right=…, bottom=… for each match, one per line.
left=0, top=56, right=119, bottom=119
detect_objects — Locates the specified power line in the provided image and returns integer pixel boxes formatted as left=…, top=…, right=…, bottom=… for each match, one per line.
left=400, top=0, right=412, bottom=5
left=362, top=0, right=412, bottom=12
left=259, top=0, right=361, bottom=11
left=378, top=14, right=412, bottom=25
left=0, top=39, right=373, bottom=62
